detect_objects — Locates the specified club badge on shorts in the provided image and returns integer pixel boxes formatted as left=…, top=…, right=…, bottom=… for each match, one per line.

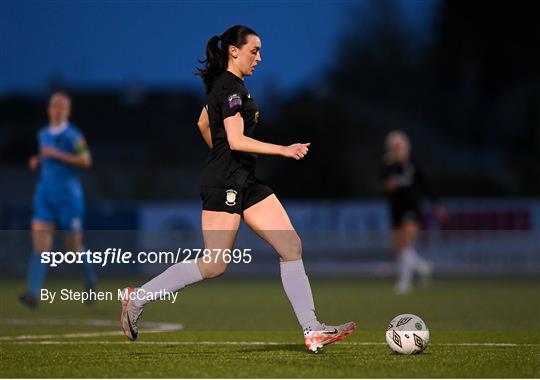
left=225, top=189, right=238, bottom=206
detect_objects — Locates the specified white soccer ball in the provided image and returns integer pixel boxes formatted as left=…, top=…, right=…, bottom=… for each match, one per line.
left=385, top=314, right=430, bottom=354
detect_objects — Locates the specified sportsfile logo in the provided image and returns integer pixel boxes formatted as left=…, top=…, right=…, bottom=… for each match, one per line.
left=39, top=248, right=252, bottom=267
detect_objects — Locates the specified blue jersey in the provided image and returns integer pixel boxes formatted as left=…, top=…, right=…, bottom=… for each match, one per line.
left=36, top=123, right=87, bottom=198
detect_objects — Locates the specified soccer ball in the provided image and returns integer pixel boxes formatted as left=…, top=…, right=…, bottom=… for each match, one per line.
left=385, top=314, right=429, bottom=354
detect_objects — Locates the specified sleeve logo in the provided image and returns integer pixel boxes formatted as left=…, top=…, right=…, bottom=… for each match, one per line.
left=228, top=94, right=242, bottom=109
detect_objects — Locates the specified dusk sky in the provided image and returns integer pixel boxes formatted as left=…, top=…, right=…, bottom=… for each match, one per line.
left=0, top=1, right=438, bottom=97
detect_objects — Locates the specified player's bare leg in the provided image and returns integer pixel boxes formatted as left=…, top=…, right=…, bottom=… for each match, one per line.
left=198, top=211, right=241, bottom=278
left=63, top=230, right=97, bottom=304
left=243, top=194, right=356, bottom=352
left=19, top=221, right=54, bottom=308
left=121, top=211, right=240, bottom=341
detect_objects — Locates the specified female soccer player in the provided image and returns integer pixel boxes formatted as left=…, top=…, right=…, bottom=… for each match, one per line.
left=19, top=92, right=96, bottom=308
left=121, top=25, right=355, bottom=352
left=381, top=130, right=447, bottom=295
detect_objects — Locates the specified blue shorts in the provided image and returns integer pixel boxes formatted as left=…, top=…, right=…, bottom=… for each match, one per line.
left=33, top=190, right=85, bottom=231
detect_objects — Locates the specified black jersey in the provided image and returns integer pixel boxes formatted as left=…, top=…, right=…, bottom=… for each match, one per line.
left=201, top=71, right=260, bottom=188
left=380, top=160, right=437, bottom=212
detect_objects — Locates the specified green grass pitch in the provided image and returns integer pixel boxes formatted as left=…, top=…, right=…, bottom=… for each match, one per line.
left=0, top=278, right=538, bottom=377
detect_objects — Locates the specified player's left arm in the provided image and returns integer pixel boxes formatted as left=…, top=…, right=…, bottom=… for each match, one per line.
left=40, top=136, right=92, bottom=169
left=415, top=163, right=447, bottom=222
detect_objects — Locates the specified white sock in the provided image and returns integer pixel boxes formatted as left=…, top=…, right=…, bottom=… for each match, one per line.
left=132, top=261, right=203, bottom=308
left=397, top=249, right=415, bottom=289
left=406, top=247, right=429, bottom=273
left=280, top=259, right=319, bottom=331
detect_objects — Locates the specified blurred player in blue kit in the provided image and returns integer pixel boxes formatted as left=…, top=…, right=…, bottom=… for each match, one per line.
left=19, top=92, right=97, bottom=309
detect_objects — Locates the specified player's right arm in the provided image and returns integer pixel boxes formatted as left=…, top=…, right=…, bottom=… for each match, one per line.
left=29, top=155, right=40, bottom=171
left=40, top=132, right=92, bottom=169
left=29, top=130, right=42, bottom=171
left=197, top=106, right=212, bottom=149
left=384, top=179, right=398, bottom=193
left=381, top=165, right=398, bottom=193
left=40, top=146, right=92, bottom=168
left=224, top=113, right=310, bottom=160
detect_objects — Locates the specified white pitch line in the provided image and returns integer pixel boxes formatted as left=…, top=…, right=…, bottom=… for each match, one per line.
left=0, top=330, right=187, bottom=341
left=4, top=340, right=539, bottom=347
left=0, top=318, right=182, bottom=330
left=0, top=318, right=121, bottom=327
left=1, top=319, right=537, bottom=347
left=348, top=342, right=539, bottom=347
left=0, top=318, right=183, bottom=341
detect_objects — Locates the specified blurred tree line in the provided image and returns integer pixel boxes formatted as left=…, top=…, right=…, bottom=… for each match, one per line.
left=1, top=0, right=538, bottom=201
left=265, top=0, right=540, bottom=198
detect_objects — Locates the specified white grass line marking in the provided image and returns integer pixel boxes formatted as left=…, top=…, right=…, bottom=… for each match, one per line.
left=0, top=318, right=120, bottom=327
left=0, top=320, right=537, bottom=347
left=348, top=342, right=539, bottom=347
left=0, top=318, right=181, bottom=330
left=4, top=340, right=539, bottom=347
left=0, top=318, right=183, bottom=341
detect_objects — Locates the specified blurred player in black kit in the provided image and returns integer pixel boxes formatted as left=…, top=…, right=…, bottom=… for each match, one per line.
left=381, top=130, right=447, bottom=294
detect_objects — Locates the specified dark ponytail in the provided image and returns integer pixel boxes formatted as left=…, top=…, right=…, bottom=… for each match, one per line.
left=197, top=25, right=258, bottom=94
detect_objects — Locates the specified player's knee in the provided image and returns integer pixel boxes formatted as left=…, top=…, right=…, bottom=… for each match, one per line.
left=64, top=240, right=83, bottom=253
left=281, top=233, right=302, bottom=261
left=32, top=240, right=52, bottom=254
left=292, top=234, right=303, bottom=259
left=200, top=263, right=228, bottom=279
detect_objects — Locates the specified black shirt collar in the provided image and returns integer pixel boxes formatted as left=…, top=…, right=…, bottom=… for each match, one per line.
left=224, top=70, right=244, bottom=85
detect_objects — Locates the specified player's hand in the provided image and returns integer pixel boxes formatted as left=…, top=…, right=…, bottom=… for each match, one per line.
left=435, top=205, right=449, bottom=223
left=384, top=179, right=398, bottom=192
left=28, top=155, right=40, bottom=171
left=40, top=146, right=64, bottom=160
left=283, top=143, right=310, bottom=160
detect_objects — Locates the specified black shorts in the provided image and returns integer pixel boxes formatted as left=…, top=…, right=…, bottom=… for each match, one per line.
left=391, top=206, right=421, bottom=228
left=200, top=182, right=274, bottom=215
